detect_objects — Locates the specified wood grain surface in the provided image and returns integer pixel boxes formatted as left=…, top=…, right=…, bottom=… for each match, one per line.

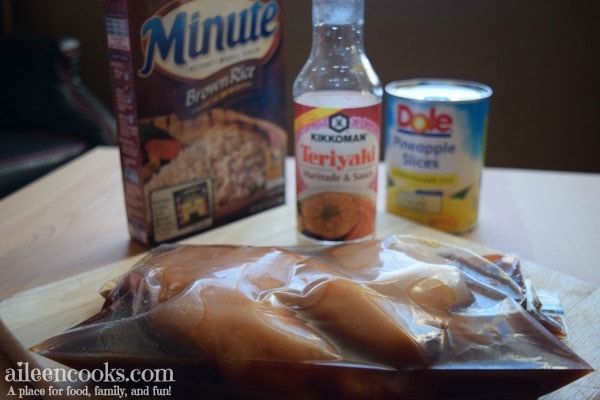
left=1, top=147, right=599, bottom=399
left=1, top=206, right=598, bottom=399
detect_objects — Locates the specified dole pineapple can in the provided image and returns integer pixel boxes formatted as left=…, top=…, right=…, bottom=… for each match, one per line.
left=385, top=79, right=492, bottom=233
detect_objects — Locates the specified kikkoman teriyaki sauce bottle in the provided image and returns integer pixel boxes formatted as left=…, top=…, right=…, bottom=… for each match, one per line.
left=294, top=0, right=382, bottom=243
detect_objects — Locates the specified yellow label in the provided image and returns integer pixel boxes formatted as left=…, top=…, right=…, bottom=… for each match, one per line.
left=390, top=167, right=458, bottom=187
left=265, top=148, right=284, bottom=181
left=386, top=184, right=480, bottom=233
left=294, top=107, right=341, bottom=132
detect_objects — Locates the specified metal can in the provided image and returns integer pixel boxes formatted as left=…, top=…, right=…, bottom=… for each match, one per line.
left=384, top=79, right=492, bottom=233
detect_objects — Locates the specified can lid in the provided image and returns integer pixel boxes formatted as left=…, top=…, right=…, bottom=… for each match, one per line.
left=386, top=79, right=492, bottom=103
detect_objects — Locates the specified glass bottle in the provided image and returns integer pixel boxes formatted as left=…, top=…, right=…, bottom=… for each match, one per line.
left=293, top=0, right=382, bottom=243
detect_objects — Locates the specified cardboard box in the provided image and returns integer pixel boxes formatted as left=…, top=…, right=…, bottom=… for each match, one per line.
left=103, top=0, right=287, bottom=244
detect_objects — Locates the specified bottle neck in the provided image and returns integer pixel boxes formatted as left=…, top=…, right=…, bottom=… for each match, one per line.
left=293, top=0, right=380, bottom=97
left=311, top=0, right=365, bottom=57
left=313, top=0, right=364, bottom=26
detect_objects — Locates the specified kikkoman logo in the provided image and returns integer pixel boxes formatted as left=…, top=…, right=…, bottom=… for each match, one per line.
left=396, top=105, right=453, bottom=136
left=139, top=0, right=280, bottom=80
left=329, top=113, right=350, bottom=133
left=309, top=113, right=368, bottom=144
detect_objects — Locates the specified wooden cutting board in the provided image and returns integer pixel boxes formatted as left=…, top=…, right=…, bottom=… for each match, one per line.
left=1, top=205, right=598, bottom=399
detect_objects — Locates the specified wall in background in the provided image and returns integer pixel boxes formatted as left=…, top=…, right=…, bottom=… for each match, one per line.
left=287, top=0, right=600, bottom=172
left=4, top=0, right=112, bottom=110
left=2, top=0, right=598, bottom=172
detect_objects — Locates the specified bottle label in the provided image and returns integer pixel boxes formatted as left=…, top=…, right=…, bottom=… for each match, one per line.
left=294, top=102, right=381, bottom=242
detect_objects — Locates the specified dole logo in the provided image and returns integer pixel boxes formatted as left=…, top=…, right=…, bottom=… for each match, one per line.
left=397, top=105, right=453, bottom=135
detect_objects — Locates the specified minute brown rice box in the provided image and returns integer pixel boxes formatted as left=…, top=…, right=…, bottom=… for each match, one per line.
left=104, top=0, right=287, bottom=244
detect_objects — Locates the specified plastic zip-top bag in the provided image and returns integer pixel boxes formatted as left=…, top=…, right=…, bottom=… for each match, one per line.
left=32, top=235, right=593, bottom=399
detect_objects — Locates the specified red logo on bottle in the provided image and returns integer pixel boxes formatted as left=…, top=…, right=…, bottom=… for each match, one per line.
left=397, top=105, right=452, bottom=135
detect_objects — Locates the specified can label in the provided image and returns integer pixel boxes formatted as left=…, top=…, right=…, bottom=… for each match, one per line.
left=295, top=102, right=380, bottom=242
left=385, top=80, right=491, bottom=233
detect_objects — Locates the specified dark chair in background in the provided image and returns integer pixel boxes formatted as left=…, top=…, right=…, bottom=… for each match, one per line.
left=0, top=35, right=117, bottom=198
